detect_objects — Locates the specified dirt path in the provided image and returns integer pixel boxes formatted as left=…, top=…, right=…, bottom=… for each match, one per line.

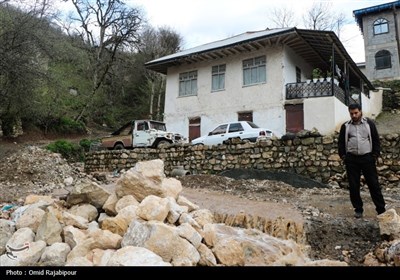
left=182, top=187, right=304, bottom=223
left=178, top=174, right=400, bottom=266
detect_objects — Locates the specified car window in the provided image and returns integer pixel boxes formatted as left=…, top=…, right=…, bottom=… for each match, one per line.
left=150, top=122, right=166, bottom=131
left=137, top=122, right=148, bottom=131
left=210, top=124, right=228, bottom=135
left=228, top=123, right=243, bottom=133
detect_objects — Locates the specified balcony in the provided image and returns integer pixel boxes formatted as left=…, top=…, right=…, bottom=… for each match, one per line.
left=286, top=79, right=354, bottom=105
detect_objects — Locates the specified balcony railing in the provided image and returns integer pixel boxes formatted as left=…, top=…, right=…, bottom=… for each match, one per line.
left=286, top=79, right=355, bottom=105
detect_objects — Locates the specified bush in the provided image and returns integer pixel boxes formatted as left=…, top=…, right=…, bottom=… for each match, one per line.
left=46, top=140, right=84, bottom=162
left=79, top=138, right=99, bottom=152
left=50, top=117, right=86, bottom=134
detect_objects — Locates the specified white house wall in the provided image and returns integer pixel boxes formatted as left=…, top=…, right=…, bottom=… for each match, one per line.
left=361, top=89, right=383, bottom=119
left=303, top=90, right=382, bottom=136
left=304, top=97, right=337, bottom=135
left=164, top=46, right=288, bottom=138
left=283, top=45, right=314, bottom=83
left=304, top=97, right=350, bottom=135
left=334, top=98, right=351, bottom=133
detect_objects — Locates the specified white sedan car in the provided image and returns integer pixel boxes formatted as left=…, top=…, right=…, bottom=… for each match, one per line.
left=191, top=121, right=273, bottom=146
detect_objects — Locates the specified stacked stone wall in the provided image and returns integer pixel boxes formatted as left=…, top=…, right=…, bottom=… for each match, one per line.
left=85, top=134, right=400, bottom=189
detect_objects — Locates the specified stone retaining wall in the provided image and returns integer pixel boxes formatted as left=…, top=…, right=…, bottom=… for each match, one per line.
left=85, top=133, right=400, bottom=189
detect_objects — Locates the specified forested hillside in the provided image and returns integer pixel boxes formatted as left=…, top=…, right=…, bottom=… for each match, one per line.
left=0, top=0, right=181, bottom=137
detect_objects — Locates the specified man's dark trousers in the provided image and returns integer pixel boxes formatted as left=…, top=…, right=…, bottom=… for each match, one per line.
left=345, top=153, right=386, bottom=214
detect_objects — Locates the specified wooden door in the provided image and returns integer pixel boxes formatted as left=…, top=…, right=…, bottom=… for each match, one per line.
left=189, top=117, right=201, bottom=141
left=285, top=104, right=304, bottom=133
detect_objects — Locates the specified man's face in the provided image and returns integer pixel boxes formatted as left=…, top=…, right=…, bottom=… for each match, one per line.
left=349, top=108, right=362, bottom=123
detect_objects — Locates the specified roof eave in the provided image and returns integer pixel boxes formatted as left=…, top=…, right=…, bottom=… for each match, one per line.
left=145, top=28, right=297, bottom=74
left=146, top=28, right=373, bottom=90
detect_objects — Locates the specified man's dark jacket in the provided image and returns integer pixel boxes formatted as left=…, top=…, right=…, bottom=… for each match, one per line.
left=338, top=117, right=381, bottom=159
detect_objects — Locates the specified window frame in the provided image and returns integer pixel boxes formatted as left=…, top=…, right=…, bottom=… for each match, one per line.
left=211, top=64, right=226, bottom=92
left=242, top=55, right=266, bottom=86
left=375, top=50, right=392, bottom=70
left=179, top=70, right=198, bottom=97
left=373, top=18, right=389, bottom=35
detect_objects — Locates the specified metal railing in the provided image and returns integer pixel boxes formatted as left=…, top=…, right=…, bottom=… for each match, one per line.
left=286, top=80, right=356, bottom=105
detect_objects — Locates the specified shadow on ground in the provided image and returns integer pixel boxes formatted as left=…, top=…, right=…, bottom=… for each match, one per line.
left=219, top=169, right=328, bottom=189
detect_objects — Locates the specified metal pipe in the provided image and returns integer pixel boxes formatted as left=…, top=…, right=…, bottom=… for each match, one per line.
left=170, top=168, right=191, bottom=177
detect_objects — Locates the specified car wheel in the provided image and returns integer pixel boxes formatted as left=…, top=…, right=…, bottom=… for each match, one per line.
left=157, top=140, right=170, bottom=148
left=114, top=143, right=124, bottom=150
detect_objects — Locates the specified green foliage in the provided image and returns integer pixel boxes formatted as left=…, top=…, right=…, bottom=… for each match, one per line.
left=46, top=140, right=84, bottom=162
left=1, top=115, right=18, bottom=136
left=79, top=138, right=98, bottom=152
left=46, top=138, right=101, bottom=161
left=59, top=117, right=86, bottom=133
left=0, top=4, right=182, bottom=135
left=373, top=79, right=400, bottom=110
left=312, top=68, right=323, bottom=79
left=372, top=80, right=400, bottom=92
left=0, top=6, right=46, bottom=122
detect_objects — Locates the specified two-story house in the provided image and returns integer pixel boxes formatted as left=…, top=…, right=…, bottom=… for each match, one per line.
left=145, top=27, right=382, bottom=140
left=354, top=0, right=400, bottom=81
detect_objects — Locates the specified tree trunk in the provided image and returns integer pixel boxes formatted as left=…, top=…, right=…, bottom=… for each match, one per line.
left=148, top=82, right=154, bottom=119
left=156, top=78, right=165, bottom=121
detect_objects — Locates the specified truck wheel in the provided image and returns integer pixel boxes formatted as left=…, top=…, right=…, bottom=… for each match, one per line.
left=114, top=143, right=124, bottom=150
left=157, top=140, right=170, bottom=148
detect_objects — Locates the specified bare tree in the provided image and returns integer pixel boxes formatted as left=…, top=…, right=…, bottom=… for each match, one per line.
left=269, top=6, right=297, bottom=28
left=138, top=26, right=182, bottom=120
left=303, top=2, right=348, bottom=37
left=62, top=0, right=144, bottom=121
left=331, top=12, right=347, bottom=38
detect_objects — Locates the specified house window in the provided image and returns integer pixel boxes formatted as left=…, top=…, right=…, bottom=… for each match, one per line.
left=296, top=66, right=301, bottom=83
left=243, top=56, right=266, bottom=86
left=179, top=71, right=198, bottom=96
left=373, top=18, right=389, bottom=35
left=238, top=111, right=253, bottom=122
left=375, top=50, right=391, bottom=69
left=211, top=64, right=226, bottom=91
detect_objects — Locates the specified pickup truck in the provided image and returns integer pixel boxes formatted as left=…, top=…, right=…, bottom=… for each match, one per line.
left=100, top=120, right=187, bottom=150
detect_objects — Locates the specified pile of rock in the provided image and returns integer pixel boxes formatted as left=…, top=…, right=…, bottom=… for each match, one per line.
left=0, top=146, right=91, bottom=203
left=0, top=159, right=350, bottom=266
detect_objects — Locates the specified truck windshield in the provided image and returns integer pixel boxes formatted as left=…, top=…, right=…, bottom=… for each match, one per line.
left=149, top=122, right=166, bottom=131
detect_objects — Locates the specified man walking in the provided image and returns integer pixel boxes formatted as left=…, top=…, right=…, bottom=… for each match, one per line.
left=338, top=103, right=386, bottom=218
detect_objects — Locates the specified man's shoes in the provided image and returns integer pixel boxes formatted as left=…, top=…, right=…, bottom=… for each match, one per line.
left=354, top=212, right=363, bottom=219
